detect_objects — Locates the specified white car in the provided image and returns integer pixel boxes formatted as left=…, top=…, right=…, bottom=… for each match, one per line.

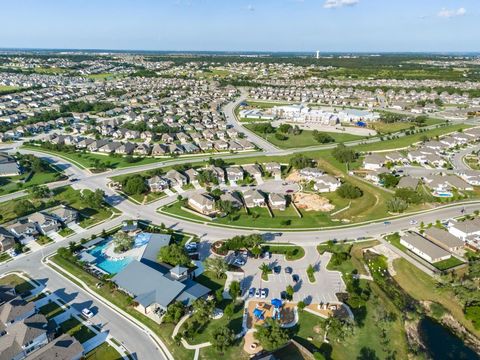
left=82, top=308, right=94, bottom=319
left=409, top=219, right=418, bottom=225
left=260, top=289, right=267, bottom=298
left=233, top=258, right=246, bottom=266
left=255, top=288, right=261, bottom=298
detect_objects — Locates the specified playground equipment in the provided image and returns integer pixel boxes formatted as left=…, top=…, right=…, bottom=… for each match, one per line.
left=271, top=298, right=282, bottom=320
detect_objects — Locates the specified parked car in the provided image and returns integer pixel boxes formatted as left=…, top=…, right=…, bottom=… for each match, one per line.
left=255, top=288, right=261, bottom=298
left=409, top=219, right=418, bottom=225
left=273, top=266, right=281, bottom=274
left=249, top=288, right=255, bottom=298
left=233, top=258, right=246, bottom=266
left=285, top=266, right=292, bottom=274
left=263, top=251, right=271, bottom=259
left=292, top=274, right=299, bottom=283
left=260, top=288, right=268, bottom=298
left=82, top=308, right=94, bottom=319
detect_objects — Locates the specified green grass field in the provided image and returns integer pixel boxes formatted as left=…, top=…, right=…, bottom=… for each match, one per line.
left=0, top=166, right=62, bottom=196
left=245, top=124, right=364, bottom=149
left=85, top=342, right=122, bottom=360
left=39, top=301, right=66, bottom=319
left=59, top=317, right=96, bottom=343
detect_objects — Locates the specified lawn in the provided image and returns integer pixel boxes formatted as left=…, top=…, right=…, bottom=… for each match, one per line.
left=393, top=258, right=480, bottom=338
left=58, top=317, right=96, bottom=343
left=245, top=124, right=364, bottom=149
left=433, top=257, right=465, bottom=270
left=50, top=253, right=195, bottom=360
left=0, top=252, right=12, bottom=263
left=180, top=300, right=244, bottom=345
left=261, top=244, right=305, bottom=260
left=0, top=274, right=35, bottom=294
left=384, top=233, right=407, bottom=252
left=39, top=301, right=66, bottom=320
left=195, top=271, right=226, bottom=292
left=86, top=73, right=116, bottom=80
left=58, top=227, right=75, bottom=237
left=85, top=342, right=122, bottom=360
left=0, top=165, right=63, bottom=196
left=36, top=236, right=54, bottom=246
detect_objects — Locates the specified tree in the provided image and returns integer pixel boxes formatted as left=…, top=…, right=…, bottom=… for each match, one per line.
left=198, top=169, right=218, bottom=186
left=122, top=175, right=147, bottom=195
left=254, top=318, right=290, bottom=351
left=278, top=123, right=292, bottom=133
left=379, top=173, right=399, bottom=189
left=332, top=143, right=357, bottom=163
left=307, top=264, right=315, bottom=279
left=260, top=263, right=271, bottom=278
left=386, top=197, right=408, bottom=213
left=395, top=188, right=423, bottom=204
left=289, top=154, right=314, bottom=169
left=337, top=183, right=363, bottom=199
left=14, top=199, right=35, bottom=217
left=28, top=185, right=50, bottom=199
left=274, top=132, right=288, bottom=141
left=82, top=189, right=105, bottom=208
left=251, top=246, right=262, bottom=258
left=224, top=303, right=234, bottom=319
left=113, top=231, right=133, bottom=253
left=204, top=257, right=228, bottom=279
left=313, top=131, right=335, bottom=144
left=211, top=326, right=235, bottom=353
left=286, top=285, right=294, bottom=300
left=217, top=200, right=238, bottom=221
left=297, top=301, right=306, bottom=312
left=229, top=280, right=241, bottom=300
left=163, top=301, right=186, bottom=323
left=325, top=317, right=354, bottom=342
left=158, top=243, right=191, bottom=267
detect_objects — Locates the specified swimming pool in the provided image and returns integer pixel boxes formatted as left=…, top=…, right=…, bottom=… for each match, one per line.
left=87, top=240, right=134, bottom=275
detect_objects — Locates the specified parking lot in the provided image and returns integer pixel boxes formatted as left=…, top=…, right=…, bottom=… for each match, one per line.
left=226, top=246, right=345, bottom=305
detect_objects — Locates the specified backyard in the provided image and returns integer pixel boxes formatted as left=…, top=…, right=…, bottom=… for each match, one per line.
left=0, top=274, right=35, bottom=294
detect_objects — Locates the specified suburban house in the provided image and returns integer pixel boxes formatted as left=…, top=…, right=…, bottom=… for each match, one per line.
left=264, top=162, right=281, bottom=175
left=448, top=218, right=480, bottom=241
left=219, top=192, right=243, bottom=209
left=147, top=176, right=169, bottom=192
left=0, top=227, right=15, bottom=252
left=7, top=222, right=39, bottom=244
left=0, top=292, right=49, bottom=360
left=27, top=212, right=61, bottom=235
left=188, top=193, right=216, bottom=215
left=49, top=206, right=79, bottom=225
left=184, top=168, right=199, bottom=183
left=363, top=154, right=386, bottom=171
left=243, top=164, right=263, bottom=177
left=164, top=170, right=188, bottom=187
left=313, top=175, right=341, bottom=193
left=0, top=153, right=21, bottom=177
left=423, top=227, right=464, bottom=253
left=299, top=167, right=324, bottom=181
left=243, top=189, right=266, bottom=208
left=268, top=193, right=287, bottom=211
left=400, top=232, right=452, bottom=264
left=396, top=176, right=419, bottom=189
left=24, top=334, right=83, bottom=360
left=226, top=167, right=244, bottom=183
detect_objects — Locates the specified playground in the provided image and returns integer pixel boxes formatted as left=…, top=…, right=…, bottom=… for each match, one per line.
left=246, top=299, right=296, bottom=329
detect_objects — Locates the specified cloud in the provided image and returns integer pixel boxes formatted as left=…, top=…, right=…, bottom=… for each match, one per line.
left=246, top=4, right=255, bottom=11
left=437, top=7, right=466, bottom=18
left=323, top=0, right=359, bottom=9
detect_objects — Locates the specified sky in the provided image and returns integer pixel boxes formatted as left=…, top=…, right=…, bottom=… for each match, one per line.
left=1, top=0, right=478, bottom=52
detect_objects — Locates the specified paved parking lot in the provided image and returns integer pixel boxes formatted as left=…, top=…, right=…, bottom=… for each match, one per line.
left=227, top=246, right=345, bottom=305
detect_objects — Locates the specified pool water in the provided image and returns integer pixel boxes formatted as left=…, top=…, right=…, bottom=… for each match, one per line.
left=87, top=240, right=134, bottom=275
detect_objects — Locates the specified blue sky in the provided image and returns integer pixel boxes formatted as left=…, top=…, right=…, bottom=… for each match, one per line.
left=1, top=0, right=478, bottom=52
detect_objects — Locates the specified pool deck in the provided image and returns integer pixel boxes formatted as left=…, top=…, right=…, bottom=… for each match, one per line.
left=102, top=241, right=146, bottom=260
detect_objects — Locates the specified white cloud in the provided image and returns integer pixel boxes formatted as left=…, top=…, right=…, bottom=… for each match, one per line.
left=247, top=4, right=255, bottom=11
left=323, top=0, right=359, bottom=9
left=437, top=7, right=466, bottom=18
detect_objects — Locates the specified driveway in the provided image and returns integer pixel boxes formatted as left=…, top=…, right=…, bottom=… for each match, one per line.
left=234, top=246, right=344, bottom=305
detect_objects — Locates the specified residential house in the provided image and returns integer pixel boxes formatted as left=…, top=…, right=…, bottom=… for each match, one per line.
left=28, top=212, right=61, bottom=235
left=243, top=189, right=266, bottom=208
left=226, top=167, right=244, bottom=183
left=147, top=176, right=169, bottom=193
left=264, top=162, right=281, bottom=175
left=165, top=170, right=188, bottom=187
left=49, top=206, right=79, bottom=225
left=116, top=142, right=136, bottom=155
left=363, top=154, right=385, bottom=171
left=0, top=153, right=20, bottom=177
left=0, top=227, right=15, bottom=253
left=184, top=168, right=199, bottom=183
left=299, top=167, right=324, bottom=181
left=397, top=176, right=419, bottom=189
left=7, top=222, right=38, bottom=244
left=134, top=143, right=151, bottom=156
left=423, top=227, right=464, bottom=253
left=313, top=175, right=341, bottom=192
left=448, top=218, right=480, bottom=241
left=219, top=191, right=243, bottom=209
left=151, top=143, right=167, bottom=156
left=24, top=334, right=83, bottom=360
left=188, top=193, right=216, bottom=215
left=268, top=193, right=287, bottom=211
left=400, top=232, right=451, bottom=263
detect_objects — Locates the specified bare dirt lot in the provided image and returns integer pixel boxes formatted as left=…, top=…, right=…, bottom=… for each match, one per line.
left=293, top=192, right=334, bottom=212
